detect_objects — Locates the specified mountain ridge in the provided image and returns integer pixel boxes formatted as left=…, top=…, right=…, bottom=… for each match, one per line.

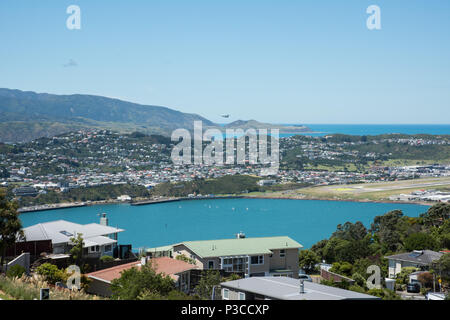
left=0, top=88, right=311, bottom=142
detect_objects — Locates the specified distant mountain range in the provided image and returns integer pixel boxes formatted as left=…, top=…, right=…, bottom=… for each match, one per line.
left=0, top=88, right=310, bottom=142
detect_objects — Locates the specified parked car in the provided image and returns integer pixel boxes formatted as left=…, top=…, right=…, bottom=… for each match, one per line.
left=298, top=273, right=312, bottom=282
left=406, top=283, right=420, bottom=293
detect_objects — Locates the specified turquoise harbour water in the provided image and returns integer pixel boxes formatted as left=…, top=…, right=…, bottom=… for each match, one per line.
left=19, top=199, right=429, bottom=250
left=282, top=124, right=450, bottom=137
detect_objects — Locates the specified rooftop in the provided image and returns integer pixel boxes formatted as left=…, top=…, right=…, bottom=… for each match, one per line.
left=21, top=220, right=124, bottom=247
left=385, top=250, right=443, bottom=266
left=174, top=236, right=303, bottom=258
left=221, top=276, right=380, bottom=300
left=87, top=257, right=198, bottom=283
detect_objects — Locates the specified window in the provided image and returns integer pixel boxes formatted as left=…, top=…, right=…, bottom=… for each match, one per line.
left=208, top=260, right=214, bottom=269
left=60, top=230, right=73, bottom=237
left=104, top=245, right=112, bottom=252
left=223, top=289, right=229, bottom=300
left=280, top=250, right=285, bottom=258
left=88, top=246, right=99, bottom=253
left=238, top=292, right=245, bottom=300
left=251, top=255, right=264, bottom=265
left=223, top=258, right=244, bottom=272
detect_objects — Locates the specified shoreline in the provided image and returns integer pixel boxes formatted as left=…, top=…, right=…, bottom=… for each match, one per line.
left=18, top=194, right=432, bottom=213
left=241, top=194, right=432, bottom=206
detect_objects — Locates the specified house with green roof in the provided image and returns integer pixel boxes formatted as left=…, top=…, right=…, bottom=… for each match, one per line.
left=147, top=235, right=303, bottom=278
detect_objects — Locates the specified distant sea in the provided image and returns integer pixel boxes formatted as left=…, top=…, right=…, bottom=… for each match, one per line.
left=282, top=124, right=450, bottom=137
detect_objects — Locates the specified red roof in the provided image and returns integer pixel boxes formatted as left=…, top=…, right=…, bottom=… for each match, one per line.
left=86, top=257, right=198, bottom=283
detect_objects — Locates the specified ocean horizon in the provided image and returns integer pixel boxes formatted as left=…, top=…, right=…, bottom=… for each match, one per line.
left=280, top=124, right=450, bottom=137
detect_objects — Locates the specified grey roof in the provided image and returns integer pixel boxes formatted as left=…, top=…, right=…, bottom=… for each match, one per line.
left=22, top=220, right=124, bottom=247
left=221, top=277, right=380, bottom=300
left=385, top=250, right=443, bottom=266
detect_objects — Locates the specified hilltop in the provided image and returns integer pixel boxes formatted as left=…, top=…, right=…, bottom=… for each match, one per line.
left=0, top=88, right=313, bottom=142
left=0, top=88, right=214, bottom=142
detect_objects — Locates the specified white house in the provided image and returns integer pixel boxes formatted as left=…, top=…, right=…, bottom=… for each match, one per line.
left=385, top=250, right=443, bottom=279
left=21, top=219, right=124, bottom=258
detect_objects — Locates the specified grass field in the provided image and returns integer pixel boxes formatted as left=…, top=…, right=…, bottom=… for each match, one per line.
left=248, top=177, right=450, bottom=202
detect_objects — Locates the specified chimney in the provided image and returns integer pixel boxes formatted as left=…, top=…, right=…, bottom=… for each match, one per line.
left=299, top=279, right=305, bottom=294
left=100, top=213, right=108, bottom=226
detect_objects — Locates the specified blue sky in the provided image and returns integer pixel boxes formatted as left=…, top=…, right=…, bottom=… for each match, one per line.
left=0, top=1, right=449, bottom=124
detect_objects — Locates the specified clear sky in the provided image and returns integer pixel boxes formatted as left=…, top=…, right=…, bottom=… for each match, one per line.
left=0, top=0, right=449, bottom=124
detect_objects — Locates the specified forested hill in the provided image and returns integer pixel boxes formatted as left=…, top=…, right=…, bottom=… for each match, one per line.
left=0, top=88, right=214, bottom=142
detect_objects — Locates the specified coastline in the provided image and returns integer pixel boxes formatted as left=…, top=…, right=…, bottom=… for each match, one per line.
left=242, top=194, right=432, bottom=206
left=18, top=193, right=432, bottom=213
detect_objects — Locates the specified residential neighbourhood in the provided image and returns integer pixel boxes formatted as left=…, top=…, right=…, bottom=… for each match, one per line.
left=1, top=206, right=449, bottom=301
left=1, top=130, right=449, bottom=210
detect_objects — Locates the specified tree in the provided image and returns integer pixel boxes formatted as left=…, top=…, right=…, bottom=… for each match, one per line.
left=195, top=270, right=221, bottom=300
left=332, top=221, right=368, bottom=241
left=420, top=203, right=450, bottom=227
left=110, top=262, right=175, bottom=300
left=403, top=232, right=438, bottom=251
left=298, top=250, right=320, bottom=274
left=310, top=239, right=328, bottom=261
left=370, top=210, right=406, bottom=253
left=69, top=233, right=84, bottom=268
left=432, top=253, right=450, bottom=281
left=0, top=191, right=24, bottom=273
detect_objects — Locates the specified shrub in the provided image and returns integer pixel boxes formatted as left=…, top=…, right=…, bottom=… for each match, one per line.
left=0, top=275, right=39, bottom=300
left=367, top=288, right=400, bottom=300
left=330, top=261, right=353, bottom=277
left=0, top=274, right=101, bottom=300
left=351, top=272, right=367, bottom=288
left=6, top=265, right=26, bottom=278
left=348, top=284, right=367, bottom=294
left=110, top=263, right=175, bottom=300
left=100, top=255, right=115, bottom=263
left=395, top=267, right=419, bottom=285
left=175, top=254, right=196, bottom=265
left=417, top=272, right=434, bottom=288
left=36, top=263, right=67, bottom=285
